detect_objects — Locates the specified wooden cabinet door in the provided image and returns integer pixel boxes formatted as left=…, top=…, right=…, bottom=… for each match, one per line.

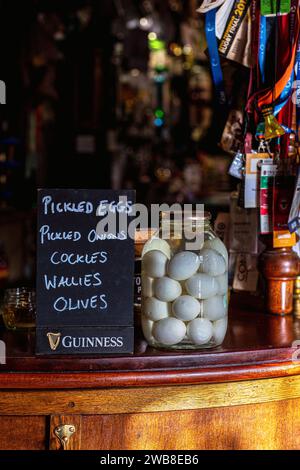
left=0, top=416, right=46, bottom=450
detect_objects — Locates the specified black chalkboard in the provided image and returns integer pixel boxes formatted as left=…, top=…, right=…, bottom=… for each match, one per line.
left=36, top=189, right=135, bottom=355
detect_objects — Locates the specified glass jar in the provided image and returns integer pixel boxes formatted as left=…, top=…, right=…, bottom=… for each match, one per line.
left=2, top=288, right=36, bottom=330
left=134, top=229, right=156, bottom=314
left=141, top=212, right=228, bottom=349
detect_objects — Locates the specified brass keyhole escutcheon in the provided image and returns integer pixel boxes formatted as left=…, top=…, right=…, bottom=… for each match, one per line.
left=54, top=424, right=76, bottom=450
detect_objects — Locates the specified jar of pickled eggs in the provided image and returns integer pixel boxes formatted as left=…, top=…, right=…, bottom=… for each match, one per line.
left=141, top=212, right=228, bottom=349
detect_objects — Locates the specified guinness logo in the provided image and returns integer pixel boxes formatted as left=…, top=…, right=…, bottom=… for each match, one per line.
left=47, top=332, right=61, bottom=351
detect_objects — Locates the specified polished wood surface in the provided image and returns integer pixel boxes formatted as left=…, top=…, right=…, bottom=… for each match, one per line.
left=1, top=375, right=300, bottom=416
left=0, top=294, right=300, bottom=388
left=1, top=398, right=300, bottom=450
left=0, top=417, right=46, bottom=450
left=259, top=247, right=300, bottom=315
left=79, top=399, right=300, bottom=450
left=2, top=361, right=300, bottom=389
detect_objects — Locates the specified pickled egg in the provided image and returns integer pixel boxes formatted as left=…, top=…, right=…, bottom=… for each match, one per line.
left=216, top=273, right=228, bottom=295
left=142, top=275, right=154, bottom=297
left=167, top=251, right=200, bottom=281
left=141, top=316, right=155, bottom=343
left=203, top=295, right=226, bottom=321
left=143, top=250, right=168, bottom=278
left=213, top=317, right=228, bottom=344
left=203, top=238, right=228, bottom=266
left=142, top=238, right=171, bottom=259
left=185, top=273, right=218, bottom=299
left=187, top=318, right=213, bottom=345
left=143, top=297, right=170, bottom=321
left=153, top=317, right=186, bottom=345
left=154, top=277, right=182, bottom=302
left=172, top=295, right=200, bottom=321
left=199, top=248, right=226, bottom=277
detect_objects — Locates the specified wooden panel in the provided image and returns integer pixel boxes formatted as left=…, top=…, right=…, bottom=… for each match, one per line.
left=0, top=416, right=46, bottom=450
left=80, top=398, right=300, bottom=450
left=49, top=415, right=82, bottom=450
left=1, top=375, right=300, bottom=415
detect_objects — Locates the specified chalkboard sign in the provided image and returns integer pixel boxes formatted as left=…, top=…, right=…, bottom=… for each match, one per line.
left=36, top=189, right=135, bottom=355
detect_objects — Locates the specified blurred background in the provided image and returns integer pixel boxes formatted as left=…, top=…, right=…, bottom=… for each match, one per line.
left=0, top=0, right=240, bottom=287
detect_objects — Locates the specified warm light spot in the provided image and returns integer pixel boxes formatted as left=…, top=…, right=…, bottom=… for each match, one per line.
left=148, top=32, right=157, bottom=41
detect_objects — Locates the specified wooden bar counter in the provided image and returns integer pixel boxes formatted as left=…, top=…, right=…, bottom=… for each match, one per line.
left=1, top=294, right=300, bottom=450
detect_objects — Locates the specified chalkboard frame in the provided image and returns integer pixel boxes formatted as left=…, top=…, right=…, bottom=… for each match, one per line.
left=36, top=188, right=135, bottom=355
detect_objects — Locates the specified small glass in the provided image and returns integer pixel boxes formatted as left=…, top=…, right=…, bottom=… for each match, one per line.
left=2, top=288, right=36, bottom=330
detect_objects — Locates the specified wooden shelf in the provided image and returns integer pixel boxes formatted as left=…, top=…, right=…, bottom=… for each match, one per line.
left=0, top=293, right=300, bottom=389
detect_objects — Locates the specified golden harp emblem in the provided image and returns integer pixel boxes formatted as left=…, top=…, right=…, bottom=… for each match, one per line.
left=47, top=332, right=61, bottom=351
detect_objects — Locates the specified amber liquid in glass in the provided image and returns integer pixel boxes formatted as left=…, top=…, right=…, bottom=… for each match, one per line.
left=2, top=305, right=35, bottom=330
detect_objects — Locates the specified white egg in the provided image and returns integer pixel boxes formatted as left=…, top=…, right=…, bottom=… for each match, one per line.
left=185, top=273, right=218, bottom=299
left=203, top=295, right=226, bottom=321
left=167, top=251, right=200, bottom=281
left=199, top=248, right=226, bottom=277
left=142, top=238, right=171, bottom=259
left=172, top=295, right=201, bottom=321
left=143, top=297, right=170, bottom=321
left=187, top=318, right=213, bottom=345
left=216, top=273, right=228, bottom=295
left=143, top=250, right=168, bottom=278
left=213, top=317, right=228, bottom=344
left=203, top=238, right=228, bottom=266
left=141, top=315, right=155, bottom=343
left=154, top=277, right=182, bottom=302
left=153, top=317, right=186, bottom=345
left=142, top=275, right=154, bottom=297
